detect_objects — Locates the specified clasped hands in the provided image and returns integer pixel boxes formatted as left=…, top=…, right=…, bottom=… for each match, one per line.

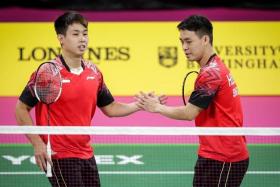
left=135, top=91, right=167, bottom=113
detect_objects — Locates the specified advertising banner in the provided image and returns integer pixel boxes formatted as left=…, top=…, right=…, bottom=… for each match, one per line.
left=0, top=22, right=279, bottom=96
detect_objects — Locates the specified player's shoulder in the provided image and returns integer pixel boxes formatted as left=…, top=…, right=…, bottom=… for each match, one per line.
left=197, top=56, right=223, bottom=82
left=82, top=59, right=101, bottom=74
left=44, top=56, right=64, bottom=70
left=201, top=56, right=221, bottom=74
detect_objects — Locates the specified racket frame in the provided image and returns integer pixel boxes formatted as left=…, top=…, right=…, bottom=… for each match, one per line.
left=182, top=71, right=198, bottom=106
left=34, top=62, right=62, bottom=178
left=34, top=62, right=62, bottom=104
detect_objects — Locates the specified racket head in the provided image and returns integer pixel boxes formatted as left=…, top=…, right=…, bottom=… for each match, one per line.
left=34, top=62, right=62, bottom=104
left=182, top=71, right=198, bottom=105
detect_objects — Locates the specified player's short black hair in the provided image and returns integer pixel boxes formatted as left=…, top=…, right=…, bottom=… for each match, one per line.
left=54, top=11, right=88, bottom=35
left=177, top=15, right=213, bottom=45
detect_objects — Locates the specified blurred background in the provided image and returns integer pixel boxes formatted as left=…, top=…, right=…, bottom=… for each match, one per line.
left=1, top=0, right=280, bottom=10
left=0, top=0, right=279, bottom=125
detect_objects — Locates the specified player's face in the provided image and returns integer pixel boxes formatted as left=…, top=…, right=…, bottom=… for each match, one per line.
left=58, top=23, right=88, bottom=57
left=179, top=30, right=206, bottom=62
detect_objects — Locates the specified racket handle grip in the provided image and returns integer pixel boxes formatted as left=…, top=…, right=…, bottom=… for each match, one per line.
left=46, top=162, right=52, bottom=177
left=46, top=142, right=52, bottom=177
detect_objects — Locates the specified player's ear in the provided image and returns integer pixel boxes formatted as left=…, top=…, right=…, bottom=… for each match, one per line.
left=57, top=34, right=64, bottom=46
left=203, top=35, right=210, bottom=45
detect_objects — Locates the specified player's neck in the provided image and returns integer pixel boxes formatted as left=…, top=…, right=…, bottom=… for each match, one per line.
left=61, top=51, right=82, bottom=69
left=198, top=47, right=215, bottom=67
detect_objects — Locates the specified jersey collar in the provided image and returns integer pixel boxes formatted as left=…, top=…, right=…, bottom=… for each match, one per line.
left=59, top=55, right=85, bottom=72
left=205, top=53, right=216, bottom=65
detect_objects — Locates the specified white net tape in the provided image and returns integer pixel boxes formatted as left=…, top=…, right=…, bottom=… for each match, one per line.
left=0, top=126, right=280, bottom=136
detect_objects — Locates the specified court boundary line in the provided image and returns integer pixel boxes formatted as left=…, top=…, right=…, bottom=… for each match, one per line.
left=1, top=171, right=280, bottom=175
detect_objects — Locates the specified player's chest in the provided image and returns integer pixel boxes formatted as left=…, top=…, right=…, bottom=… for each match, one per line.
left=59, top=70, right=100, bottom=99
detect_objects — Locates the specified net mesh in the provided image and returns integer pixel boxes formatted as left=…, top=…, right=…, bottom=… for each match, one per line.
left=0, top=126, right=280, bottom=187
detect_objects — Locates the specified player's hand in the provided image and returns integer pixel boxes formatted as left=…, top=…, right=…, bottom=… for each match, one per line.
left=151, top=93, right=168, bottom=105
left=33, top=141, right=52, bottom=171
left=136, top=91, right=162, bottom=113
left=143, top=91, right=168, bottom=105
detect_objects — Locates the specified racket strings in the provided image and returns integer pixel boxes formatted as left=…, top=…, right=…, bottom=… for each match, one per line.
left=35, top=63, right=62, bottom=104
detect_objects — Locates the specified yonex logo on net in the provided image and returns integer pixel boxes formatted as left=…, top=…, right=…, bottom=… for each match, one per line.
left=95, top=155, right=143, bottom=165
left=2, top=155, right=144, bottom=166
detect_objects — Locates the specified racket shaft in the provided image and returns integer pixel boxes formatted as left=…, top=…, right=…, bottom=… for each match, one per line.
left=46, top=140, right=52, bottom=177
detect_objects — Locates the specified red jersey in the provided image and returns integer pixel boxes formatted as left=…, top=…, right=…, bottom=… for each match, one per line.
left=19, top=55, right=114, bottom=159
left=188, top=54, right=249, bottom=162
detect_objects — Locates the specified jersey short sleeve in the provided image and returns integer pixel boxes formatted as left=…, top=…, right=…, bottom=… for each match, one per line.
left=95, top=69, right=114, bottom=107
left=97, top=82, right=114, bottom=107
left=19, top=72, right=39, bottom=107
left=189, top=66, right=222, bottom=109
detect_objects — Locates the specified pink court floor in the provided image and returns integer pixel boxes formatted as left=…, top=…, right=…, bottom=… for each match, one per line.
left=0, top=96, right=280, bottom=144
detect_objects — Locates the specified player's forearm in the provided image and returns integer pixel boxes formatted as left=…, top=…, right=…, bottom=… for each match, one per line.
left=156, top=105, right=194, bottom=121
left=16, top=115, right=43, bottom=146
left=25, top=133, right=45, bottom=148
left=102, top=101, right=140, bottom=117
left=15, top=101, right=44, bottom=147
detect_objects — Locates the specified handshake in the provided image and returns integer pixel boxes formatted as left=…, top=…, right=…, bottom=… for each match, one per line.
left=135, top=92, right=167, bottom=113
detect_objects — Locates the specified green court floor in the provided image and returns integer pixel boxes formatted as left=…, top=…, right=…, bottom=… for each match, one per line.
left=0, top=144, right=279, bottom=187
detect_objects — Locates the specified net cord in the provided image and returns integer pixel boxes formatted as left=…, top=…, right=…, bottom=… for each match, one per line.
left=0, top=126, right=280, bottom=136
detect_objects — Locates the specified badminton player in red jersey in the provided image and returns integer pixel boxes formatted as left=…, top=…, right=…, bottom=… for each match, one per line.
left=138, top=15, right=249, bottom=187
left=15, top=11, right=158, bottom=187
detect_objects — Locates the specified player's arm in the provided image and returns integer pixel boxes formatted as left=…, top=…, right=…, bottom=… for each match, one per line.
left=15, top=87, right=51, bottom=171
left=137, top=94, right=202, bottom=120
left=100, top=91, right=166, bottom=117
left=97, top=78, right=141, bottom=117
left=99, top=91, right=166, bottom=117
left=154, top=102, right=202, bottom=121
left=15, top=100, right=41, bottom=144
left=100, top=101, right=140, bottom=117
left=138, top=66, right=221, bottom=120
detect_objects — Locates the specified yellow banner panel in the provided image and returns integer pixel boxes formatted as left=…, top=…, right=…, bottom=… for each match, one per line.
left=0, top=22, right=279, bottom=96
